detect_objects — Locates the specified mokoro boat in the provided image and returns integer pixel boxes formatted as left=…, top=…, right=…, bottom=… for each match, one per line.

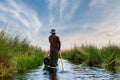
left=43, top=58, right=58, bottom=73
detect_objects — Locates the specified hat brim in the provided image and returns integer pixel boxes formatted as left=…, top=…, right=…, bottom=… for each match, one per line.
left=50, top=32, right=56, bottom=33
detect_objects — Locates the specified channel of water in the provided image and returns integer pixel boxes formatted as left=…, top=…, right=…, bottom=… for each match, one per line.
left=13, top=59, right=120, bottom=80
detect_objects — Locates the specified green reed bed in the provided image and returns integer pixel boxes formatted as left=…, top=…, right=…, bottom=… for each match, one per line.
left=0, top=30, right=45, bottom=77
left=0, top=30, right=26, bottom=77
left=100, top=44, right=120, bottom=71
left=62, top=44, right=120, bottom=72
left=83, top=45, right=102, bottom=67
left=15, top=47, right=45, bottom=72
left=62, top=45, right=87, bottom=64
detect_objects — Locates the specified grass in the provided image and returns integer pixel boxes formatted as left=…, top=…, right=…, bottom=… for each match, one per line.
left=62, top=46, right=87, bottom=64
left=62, top=44, right=120, bottom=72
left=0, top=30, right=45, bottom=77
left=15, top=47, right=45, bottom=72
left=100, top=44, right=120, bottom=72
left=84, top=45, right=102, bottom=67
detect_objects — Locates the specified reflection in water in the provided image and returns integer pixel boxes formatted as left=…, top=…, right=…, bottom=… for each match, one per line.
left=13, top=59, right=120, bottom=80
left=110, top=73, right=120, bottom=80
left=0, top=77, right=12, bottom=80
left=49, top=72, right=58, bottom=80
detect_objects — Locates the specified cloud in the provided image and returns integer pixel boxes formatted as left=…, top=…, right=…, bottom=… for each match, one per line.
left=48, top=0, right=57, bottom=11
left=0, top=0, right=42, bottom=46
left=59, top=0, right=81, bottom=22
left=60, top=0, right=120, bottom=49
left=59, top=0, right=68, bottom=20
left=0, top=13, right=7, bottom=23
left=89, top=0, right=108, bottom=8
left=65, top=0, right=80, bottom=21
left=48, top=0, right=81, bottom=25
left=48, top=0, right=57, bottom=25
left=81, top=0, right=120, bottom=47
left=8, top=0, right=42, bottom=31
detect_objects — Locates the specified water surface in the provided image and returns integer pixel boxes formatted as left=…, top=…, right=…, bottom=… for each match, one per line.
left=13, top=59, right=120, bottom=80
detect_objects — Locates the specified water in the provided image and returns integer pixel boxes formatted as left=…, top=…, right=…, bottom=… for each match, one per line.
left=13, top=59, right=120, bottom=80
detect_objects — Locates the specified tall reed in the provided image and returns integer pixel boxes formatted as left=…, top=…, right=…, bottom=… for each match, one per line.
left=100, top=44, right=120, bottom=71
left=15, top=47, right=45, bottom=72
left=83, top=45, right=102, bottom=66
left=0, top=30, right=45, bottom=77
left=62, top=45, right=87, bottom=64
left=62, top=44, right=120, bottom=72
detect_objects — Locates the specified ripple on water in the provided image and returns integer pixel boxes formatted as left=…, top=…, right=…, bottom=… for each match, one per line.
left=13, top=59, right=120, bottom=80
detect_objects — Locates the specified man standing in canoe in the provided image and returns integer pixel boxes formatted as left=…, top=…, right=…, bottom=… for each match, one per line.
left=49, top=29, right=61, bottom=67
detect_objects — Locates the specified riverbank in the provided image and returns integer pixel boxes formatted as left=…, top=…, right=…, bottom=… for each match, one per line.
left=62, top=44, right=120, bottom=72
left=0, top=30, right=46, bottom=77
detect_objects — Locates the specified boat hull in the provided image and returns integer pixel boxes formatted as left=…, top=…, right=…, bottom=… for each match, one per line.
left=43, top=65, right=57, bottom=73
left=43, top=58, right=58, bottom=73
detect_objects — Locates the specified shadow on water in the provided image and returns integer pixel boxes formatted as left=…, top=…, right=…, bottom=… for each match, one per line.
left=12, top=59, right=120, bottom=80
left=49, top=72, right=58, bottom=80
left=0, top=77, right=12, bottom=80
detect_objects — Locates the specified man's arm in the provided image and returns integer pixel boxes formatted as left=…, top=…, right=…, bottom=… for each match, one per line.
left=57, top=37, right=61, bottom=51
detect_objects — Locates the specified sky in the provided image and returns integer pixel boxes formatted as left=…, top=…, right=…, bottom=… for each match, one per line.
left=0, top=0, right=120, bottom=50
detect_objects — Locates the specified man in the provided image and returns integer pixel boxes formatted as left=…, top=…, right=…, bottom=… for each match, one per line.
left=49, top=29, right=61, bottom=67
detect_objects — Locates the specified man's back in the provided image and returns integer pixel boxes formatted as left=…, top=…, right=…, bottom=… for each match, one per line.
left=49, top=34, right=61, bottom=51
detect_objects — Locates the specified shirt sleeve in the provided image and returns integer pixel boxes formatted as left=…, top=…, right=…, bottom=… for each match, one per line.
left=57, top=37, right=61, bottom=51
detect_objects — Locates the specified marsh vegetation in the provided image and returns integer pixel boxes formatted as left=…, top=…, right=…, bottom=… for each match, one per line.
left=62, top=44, right=120, bottom=72
left=0, top=30, right=45, bottom=77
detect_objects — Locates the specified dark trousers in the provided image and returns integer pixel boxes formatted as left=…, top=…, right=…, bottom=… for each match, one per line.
left=50, top=49, right=58, bottom=66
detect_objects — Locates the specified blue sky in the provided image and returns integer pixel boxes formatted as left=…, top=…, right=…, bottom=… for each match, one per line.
left=0, top=0, right=120, bottom=50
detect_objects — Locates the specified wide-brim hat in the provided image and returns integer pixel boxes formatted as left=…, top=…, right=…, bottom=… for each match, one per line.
left=50, top=29, right=56, bottom=34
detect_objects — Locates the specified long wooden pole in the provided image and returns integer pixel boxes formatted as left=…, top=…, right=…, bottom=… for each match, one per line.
left=59, top=51, right=64, bottom=71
